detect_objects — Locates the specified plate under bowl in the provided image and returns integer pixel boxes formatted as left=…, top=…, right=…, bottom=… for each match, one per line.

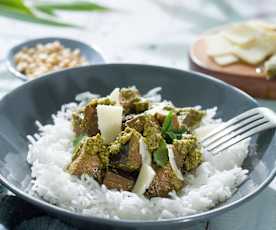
left=0, top=64, right=275, bottom=230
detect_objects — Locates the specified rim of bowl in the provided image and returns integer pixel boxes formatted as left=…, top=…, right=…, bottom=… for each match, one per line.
left=6, top=37, right=105, bottom=81
left=0, top=63, right=275, bottom=227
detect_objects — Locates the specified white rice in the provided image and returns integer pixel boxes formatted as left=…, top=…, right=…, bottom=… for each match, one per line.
left=26, top=90, right=249, bottom=220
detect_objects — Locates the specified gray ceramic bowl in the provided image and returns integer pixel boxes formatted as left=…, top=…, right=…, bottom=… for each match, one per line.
left=0, top=64, right=275, bottom=230
left=6, top=37, right=105, bottom=81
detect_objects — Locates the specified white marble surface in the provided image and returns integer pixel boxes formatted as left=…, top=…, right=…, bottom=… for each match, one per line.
left=0, top=1, right=276, bottom=229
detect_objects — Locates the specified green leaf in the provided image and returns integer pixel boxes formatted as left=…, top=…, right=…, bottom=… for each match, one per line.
left=73, top=133, right=87, bottom=148
left=0, top=0, right=108, bottom=27
left=34, top=5, right=56, bottom=16
left=166, top=131, right=177, bottom=140
left=153, top=139, right=169, bottom=167
left=161, top=111, right=173, bottom=133
left=71, top=133, right=87, bottom=160
left=0, top=6, right=79, bottom=27
left=161, top=112, right=188, bottom=144
left=0, top=0, right=32, bottom=15
left=35, top=1, right=109, bottom=13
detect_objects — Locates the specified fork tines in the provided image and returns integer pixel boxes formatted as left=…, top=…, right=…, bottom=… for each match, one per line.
left=201, top=107, right=276, bottom=154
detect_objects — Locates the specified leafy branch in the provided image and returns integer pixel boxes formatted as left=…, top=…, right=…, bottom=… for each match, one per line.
left=0, top=0, right=109, bottom=27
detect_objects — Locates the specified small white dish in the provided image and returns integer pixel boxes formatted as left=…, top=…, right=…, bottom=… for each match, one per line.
left=6, top=37, right=105, bottom=81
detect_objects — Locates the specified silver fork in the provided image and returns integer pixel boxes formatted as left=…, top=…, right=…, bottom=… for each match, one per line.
left=201, top=107, right=276, bottom=154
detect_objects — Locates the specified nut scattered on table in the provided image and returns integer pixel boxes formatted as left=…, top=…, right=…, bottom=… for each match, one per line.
left=14, top=41, right=88, bottom=79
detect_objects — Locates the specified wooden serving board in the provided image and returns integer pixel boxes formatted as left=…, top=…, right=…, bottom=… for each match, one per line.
left=189, top=37, right=276, bottom=99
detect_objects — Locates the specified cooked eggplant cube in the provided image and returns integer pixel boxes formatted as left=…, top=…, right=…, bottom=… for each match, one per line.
left=179, top=108, right=205, bottom=129
left=83, top=104, right=99, bottom=136
left=155, top=111, right=180, bottom=129
left=110, top=130, right=142, bottom=172
left=119, top=87, right=141, bottom=114
left=68, top=152, right=103, bottom=183
left=145, top=164, right=184, bottom=198
left=72, top=110, right=85, bottom=136
left=143, top=116, right=162, bottom=153
left=125, top=115, right=146, bottom=133
left=68, top=135, right=106, bottom=183
left=72, top=98, right=114, bottom=137
left=173, top=135, right=202, bottom=172
left=119, top=87, right=150, bottom=114
left=134, top=99, right=149, bottom=113
left=103, top=171, right=135, bottom=191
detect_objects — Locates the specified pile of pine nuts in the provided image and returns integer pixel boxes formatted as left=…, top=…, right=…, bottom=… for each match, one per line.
left=14, top=41, right=87, bottom=78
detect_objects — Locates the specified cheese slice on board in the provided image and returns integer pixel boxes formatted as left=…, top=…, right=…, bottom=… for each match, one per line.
left=214, top=54, right=239, bottom=66
left=206, top=34, right=233, bottom=56
left=248, top=20, right=276, bottom=31
left=264, top=54, right=276, bottom=79
left=232, top=34, right=276, bottom=64
left=222, top=24, right=257, bottom=46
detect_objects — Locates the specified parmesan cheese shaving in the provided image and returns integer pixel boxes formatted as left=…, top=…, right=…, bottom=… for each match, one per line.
left=232, top=35, right=274, bottom=64
left=213, top=54, right=239, bottom=66
left=97, top=105, right=123, bottom=144
left=109, top=88, right=120, bottom=105
left=206, top=34, right=233, bottom=56
left=139, top=137, right=152, bottom=165
left=222, top=24, right=257, bottom=46
left=206, top=21, right=276, bottom=65
left=168, top=146, right=184, bottom=181
left=264, top=54, right=276, bottom=79
left=132, top=138, right=155, bottom=195
left=248, top=20, right=276, bottom=31
left=132, top=164, right=156, bottom=195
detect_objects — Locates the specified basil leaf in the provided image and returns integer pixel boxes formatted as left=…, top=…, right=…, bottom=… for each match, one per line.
left=161, top=111, right=173, bottom=134
left=153, top=139, right=169, bottom=167
left=73, top=133, right=87, bottom=148
left=71, top=134, right=87, bottom=161
left=172, top=127, right=188, bottom=139
left=167, top=131, right=177, bottom=140
left=161, top=112, right=188, bottom=143
left=176, top=127, right=188, bottom=133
